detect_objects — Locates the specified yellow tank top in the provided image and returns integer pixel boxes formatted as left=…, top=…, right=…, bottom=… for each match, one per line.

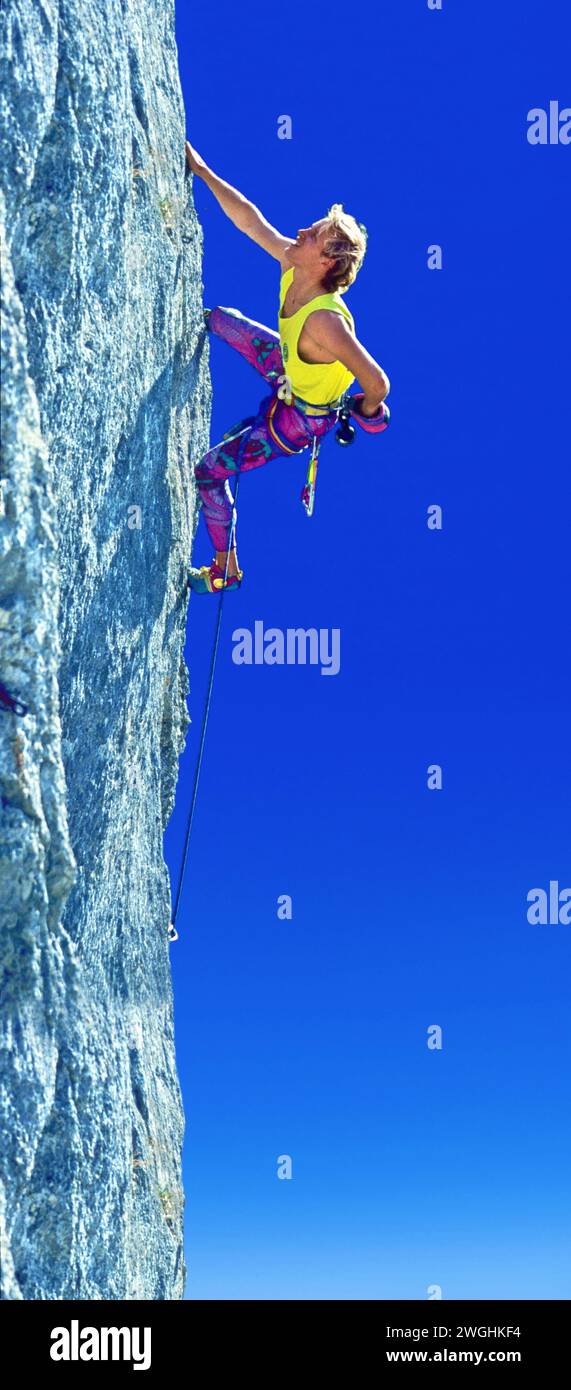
left=278, top=266, right=356, bottom=405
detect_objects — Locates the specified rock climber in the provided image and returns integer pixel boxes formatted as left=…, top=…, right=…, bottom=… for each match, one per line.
left=184, top=138, right=391, bottom=593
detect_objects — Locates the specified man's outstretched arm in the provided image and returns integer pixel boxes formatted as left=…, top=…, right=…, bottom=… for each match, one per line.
left=185, top=141, right=291, bottom=265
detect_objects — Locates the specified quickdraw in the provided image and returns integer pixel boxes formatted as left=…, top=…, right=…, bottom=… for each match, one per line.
left=300, top=435, right=321, bottom=517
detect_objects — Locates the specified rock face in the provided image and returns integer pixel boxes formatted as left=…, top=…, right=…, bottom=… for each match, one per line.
left=0, top=0, right=209, bottom=1299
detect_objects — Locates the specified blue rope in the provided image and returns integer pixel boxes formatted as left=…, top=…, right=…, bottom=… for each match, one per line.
left=170, top=469, right=241, bottom=939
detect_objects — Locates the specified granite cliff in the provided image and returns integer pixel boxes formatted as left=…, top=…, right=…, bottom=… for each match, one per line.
left=0, top=0, right=208, bottom=1299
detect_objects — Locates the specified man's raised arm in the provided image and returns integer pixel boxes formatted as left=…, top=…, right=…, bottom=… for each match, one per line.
left=185, top=141, right=291, bottom=264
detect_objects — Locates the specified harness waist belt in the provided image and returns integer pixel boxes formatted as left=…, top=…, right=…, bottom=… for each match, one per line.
left=289, top=390, right=346, bottom=417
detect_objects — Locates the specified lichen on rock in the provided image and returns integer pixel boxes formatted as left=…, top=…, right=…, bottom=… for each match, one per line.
left=0, top=0, right=209, bottom=1299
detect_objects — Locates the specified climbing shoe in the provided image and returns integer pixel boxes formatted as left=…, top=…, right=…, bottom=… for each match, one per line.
left=187, top=560, right=243, bottom=594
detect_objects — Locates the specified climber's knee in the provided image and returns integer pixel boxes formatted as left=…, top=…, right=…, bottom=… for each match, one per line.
left=203, top=305, right=236, bottom=334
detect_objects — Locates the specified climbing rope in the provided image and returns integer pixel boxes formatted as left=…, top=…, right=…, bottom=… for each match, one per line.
left=169, top=470, right=241, bottom=943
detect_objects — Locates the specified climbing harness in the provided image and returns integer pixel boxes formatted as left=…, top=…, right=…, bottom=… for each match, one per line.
left=265, top=395, right=306, bottom=456
left=291, top=389, right=346, bottom=418
left=168, top=471, right=241, bottom=944
left=0, top=682, right=28, bottom=717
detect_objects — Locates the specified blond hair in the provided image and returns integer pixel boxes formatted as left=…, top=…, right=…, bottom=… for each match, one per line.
left=320, top=203, right=368, bottom=293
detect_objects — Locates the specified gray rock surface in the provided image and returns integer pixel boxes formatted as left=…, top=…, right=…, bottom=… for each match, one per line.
left=0, top=0, right=209, bottom=1299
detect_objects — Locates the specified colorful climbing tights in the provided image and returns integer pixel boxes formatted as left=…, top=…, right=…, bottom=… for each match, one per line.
left=196, top=306, right=339, bottom=552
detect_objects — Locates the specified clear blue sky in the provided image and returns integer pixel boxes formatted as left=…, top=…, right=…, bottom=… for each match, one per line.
left=165, top=0, right=571, bottom=1299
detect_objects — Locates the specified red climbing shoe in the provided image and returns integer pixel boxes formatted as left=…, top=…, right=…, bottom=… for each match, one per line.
left=187, top=560, right=243, bottom=594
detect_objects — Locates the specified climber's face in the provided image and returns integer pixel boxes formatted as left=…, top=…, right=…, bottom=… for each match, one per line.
left=289, top=219, right=335, bottom=280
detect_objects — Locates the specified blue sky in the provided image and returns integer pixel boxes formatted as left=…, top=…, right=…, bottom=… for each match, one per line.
left=164, top=0, right=571, bottom=1299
